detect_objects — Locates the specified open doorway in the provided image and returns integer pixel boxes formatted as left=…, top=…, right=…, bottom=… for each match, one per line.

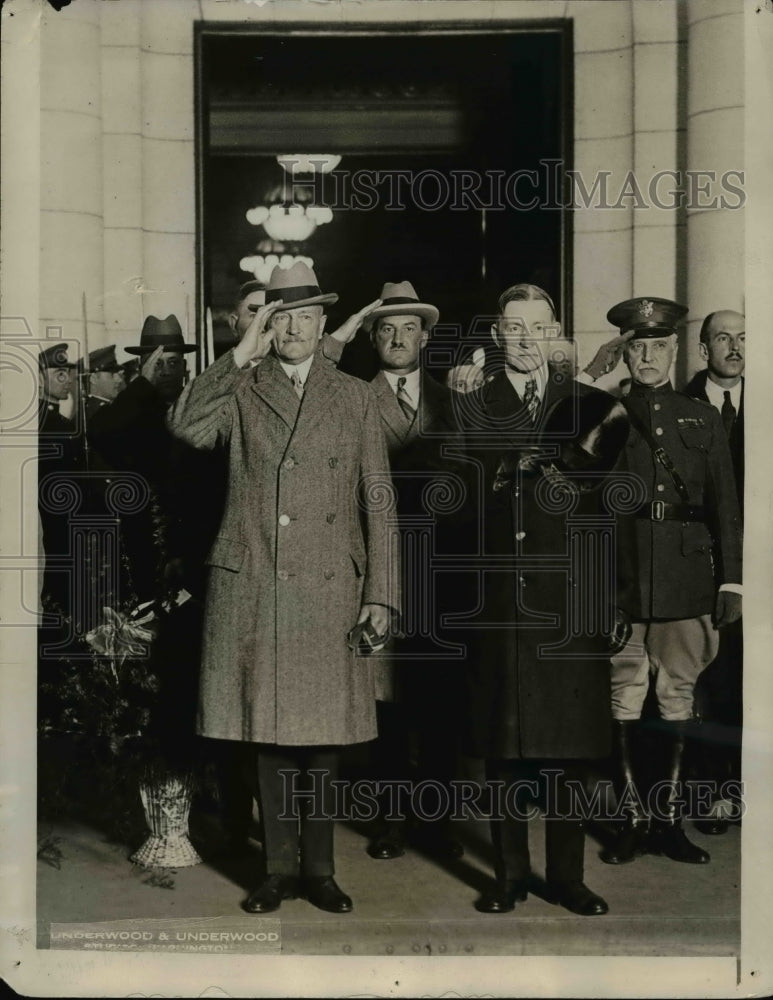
left=196, top=23, right=572, bottom=377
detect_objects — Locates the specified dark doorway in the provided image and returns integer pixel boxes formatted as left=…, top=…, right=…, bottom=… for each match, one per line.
left=196, top=24, right=572, bottom=377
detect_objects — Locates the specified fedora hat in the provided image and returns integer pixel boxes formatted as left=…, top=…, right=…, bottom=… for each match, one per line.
left=264, top=262, right=338, bottom=310
left=363, top=282, right=439, bottom=331
left=125, top=315, right=197, bottom=355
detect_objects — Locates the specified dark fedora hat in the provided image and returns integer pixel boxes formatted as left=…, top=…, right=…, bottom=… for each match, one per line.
left=606, top=297, right=687, bottom=339
left=125, top=315, right=197, bottom=355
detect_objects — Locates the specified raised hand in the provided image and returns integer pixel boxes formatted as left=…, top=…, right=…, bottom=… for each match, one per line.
left=329, top=299, right=383, bottom=344
left=140, top=345, right=165, bottom=386
left=233, top=299, right=285, bottom=368
left=584, top=330, right=636, bottom=380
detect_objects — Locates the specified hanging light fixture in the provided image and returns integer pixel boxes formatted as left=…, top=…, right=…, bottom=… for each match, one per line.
left=245, top=203, right=333, bottom=242
left=239, top=253, right=315, bottom=286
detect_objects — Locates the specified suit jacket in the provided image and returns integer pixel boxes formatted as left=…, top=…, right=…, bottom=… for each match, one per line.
left=459, top=368, right=617, bottom=760
left=684, top=369, right=744, bottom=510
left=368, top=370, right=469, bottom=701
left=168, top=348, right=398, bottom=746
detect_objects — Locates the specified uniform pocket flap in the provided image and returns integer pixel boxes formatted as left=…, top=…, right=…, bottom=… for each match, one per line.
left=677, top=425, right=710, bottom=451
left=206, top=536, right=248, bottom=572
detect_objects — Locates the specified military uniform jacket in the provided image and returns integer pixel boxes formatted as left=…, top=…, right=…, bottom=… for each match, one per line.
left=167, top=348, right=398, bottom=747
left=616, top=381, right=742, bottom=621
left=459, top=369, right=617, bottom=761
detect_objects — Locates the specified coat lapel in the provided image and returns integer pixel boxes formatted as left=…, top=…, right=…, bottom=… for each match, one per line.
left=250, top=354, right=301, bottom=431
left=371, top=370, right=413, bottom=443
left=291, top=351, right=343, bottom=436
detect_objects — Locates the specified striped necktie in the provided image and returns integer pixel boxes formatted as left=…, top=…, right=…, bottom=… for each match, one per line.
left=290, top=369, right=304, bottom=399
left=522, top=377, right=539, bottom=422
left=396, top=376, right=416, bottom=421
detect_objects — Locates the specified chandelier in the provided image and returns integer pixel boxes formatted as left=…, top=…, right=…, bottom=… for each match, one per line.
left=246, top=204, right=333, bottom=242
left=240, top=253, right=314, bottom=286
left=276, top=154, right=341, bottom=175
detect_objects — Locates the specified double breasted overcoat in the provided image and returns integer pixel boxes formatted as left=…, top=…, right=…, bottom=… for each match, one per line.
left=168, top=348, right=398, bottom=747
left=460, top=369, right=623, bottom=761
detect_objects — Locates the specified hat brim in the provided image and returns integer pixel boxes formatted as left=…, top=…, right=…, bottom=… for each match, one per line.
left=264, top=292, right=339, bottom=311
left=124, top=344, right=198, bottom=355
left=363, top=303, right=439, bottom=331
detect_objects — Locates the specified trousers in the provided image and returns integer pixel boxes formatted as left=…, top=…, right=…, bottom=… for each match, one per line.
left=610, top=615, right=719, bottom=721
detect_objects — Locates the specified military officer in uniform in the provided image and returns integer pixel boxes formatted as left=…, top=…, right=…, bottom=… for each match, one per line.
left=602, top=297, right=742, bottom=866
left=83, top=345, right=126, bottom=419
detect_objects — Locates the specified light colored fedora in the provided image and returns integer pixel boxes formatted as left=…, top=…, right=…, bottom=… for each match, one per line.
left=363, top=281, right=439, bottom=331
left=264, top=262, right=338, bottom=310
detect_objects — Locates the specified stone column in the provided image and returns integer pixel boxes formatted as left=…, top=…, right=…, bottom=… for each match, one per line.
left=685, top=0, right=745, bottom=380
left=40, top=0, right=104, bottom=354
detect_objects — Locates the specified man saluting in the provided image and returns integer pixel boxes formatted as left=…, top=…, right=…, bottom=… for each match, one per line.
left=168, top=263, right=398, bottom=915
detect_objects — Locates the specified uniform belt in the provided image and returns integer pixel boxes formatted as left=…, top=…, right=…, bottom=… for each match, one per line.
left=635, top=501, right=706, bottom=522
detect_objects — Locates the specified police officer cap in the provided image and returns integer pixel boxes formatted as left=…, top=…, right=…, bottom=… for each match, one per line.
left=39, top=344, right=77, bottom=371
left=85, top=345, right=121, bottom=372
left=606, top=297, right=688, bottom=339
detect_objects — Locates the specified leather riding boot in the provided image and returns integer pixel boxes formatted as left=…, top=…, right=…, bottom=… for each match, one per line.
left=601, top=720, right=649, bottom=864
left=648, top=720, right=710, bottom=865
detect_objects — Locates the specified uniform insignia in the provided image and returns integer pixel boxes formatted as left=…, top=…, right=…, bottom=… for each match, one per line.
left=638, top=299, right=654, bottom=318
left=677, top=416, right=705, bottom=428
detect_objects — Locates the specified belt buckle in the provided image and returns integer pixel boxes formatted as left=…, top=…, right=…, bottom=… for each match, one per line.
left=651, top=500, right=665, bottom=521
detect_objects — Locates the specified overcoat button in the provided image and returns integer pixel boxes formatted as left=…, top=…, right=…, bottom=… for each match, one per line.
left=655, top=427, right=663, bottom=436
left=283, top=458, right=295, bottom=470
left=326, top=513, right=336, bottom=524
left=329, top=457, right=338, bottom=468
left=278, top=514, right=291, bottom=526
left=277, top=570, right=288, bottom=581
left=324, top=570, right=335, bottom=580
left=654, top=403, right=661, bottom=411
left=656, top=484, right=665, bottom=493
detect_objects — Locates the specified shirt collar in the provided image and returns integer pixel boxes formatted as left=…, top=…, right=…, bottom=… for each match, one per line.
left=278, top=354, right=315, bottom=385
left=704, top=374, right=742, bottom=411
left=504, top=362, right=548, bottom=400
left=382, top=367, right=421, bottom=402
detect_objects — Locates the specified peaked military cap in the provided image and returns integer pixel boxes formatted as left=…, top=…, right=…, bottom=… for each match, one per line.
left=606, top=297, right=688, bottom=339
left=39, top=343, right=77, bottom=371
left=84, top=345, right=121, bottom=372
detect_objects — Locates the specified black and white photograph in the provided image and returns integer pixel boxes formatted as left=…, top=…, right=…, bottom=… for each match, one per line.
left=1, top=0, right=772, bottom=995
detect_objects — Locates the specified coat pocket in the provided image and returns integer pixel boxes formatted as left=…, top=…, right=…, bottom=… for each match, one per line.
left=349, top=550, right=367, bottom=578
left=680, top=521, right=712, bottom=556
left=206, top=536, right=248, bottom=572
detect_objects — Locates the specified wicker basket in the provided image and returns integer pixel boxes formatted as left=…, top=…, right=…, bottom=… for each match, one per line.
left=130, top=770, right=202, bottom=868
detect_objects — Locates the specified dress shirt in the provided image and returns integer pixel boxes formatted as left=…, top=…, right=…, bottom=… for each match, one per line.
left=278, top=355, right=315, bottom=388
left=382, top=367, right=421, bottom=408
left=703, top=376, right=742, bottom=417
left=504, top=363, right=548, bottom=403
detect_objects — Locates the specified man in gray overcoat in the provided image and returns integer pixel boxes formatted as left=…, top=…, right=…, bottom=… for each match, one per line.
left=169, top=263, right=398, bottom=915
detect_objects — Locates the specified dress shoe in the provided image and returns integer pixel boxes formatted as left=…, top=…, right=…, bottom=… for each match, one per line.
left=693, top=818, right=728, bottom=836
left=600, top=819, right=649, bottom=864
left=243, top=874, right=298, bottom=913
left=303, top=876, right=353, bottom=913
left=649, top=822, right=710, bottom=864
left=548, top=881, right=609, bottom=916
left=474, top=879, right=529, bottom=913
left=367, top=833, right=405, bottom=860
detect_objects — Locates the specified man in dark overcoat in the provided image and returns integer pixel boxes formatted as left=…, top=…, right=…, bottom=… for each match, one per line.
left=602, top=297, right=742, bottom=867
left=683, top=309, right=744, bottom=836
left=325, top=281, right=468, bottom=862
left=168, top=263, right=398, bottom=915
left=459, top=283, right=631, bottom=917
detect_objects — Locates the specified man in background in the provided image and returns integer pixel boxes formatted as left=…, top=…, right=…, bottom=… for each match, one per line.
left=684, top=309, right=745, bottom=835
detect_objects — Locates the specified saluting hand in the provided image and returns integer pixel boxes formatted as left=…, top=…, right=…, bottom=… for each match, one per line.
left=583, top=330, right=636, bottom=380
left=714, top=590, right=742, bottom=628
left=140, top=345, right=165, bottom=386
left=329, top=299, right=383, bottom=345
left=233, top=299, right=285, bottom=368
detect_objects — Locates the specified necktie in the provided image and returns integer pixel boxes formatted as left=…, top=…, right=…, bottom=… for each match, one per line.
left=396, top=376, right=416, bottom=422
left=290, top=369, right=304, bottom=399
left=522, top=377, right=539, bottom=423
left=721, top=390, right=736, bottom=437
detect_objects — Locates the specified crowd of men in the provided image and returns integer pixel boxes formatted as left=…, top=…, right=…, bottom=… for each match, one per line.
left=38, top=262, right=744, bottom=918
